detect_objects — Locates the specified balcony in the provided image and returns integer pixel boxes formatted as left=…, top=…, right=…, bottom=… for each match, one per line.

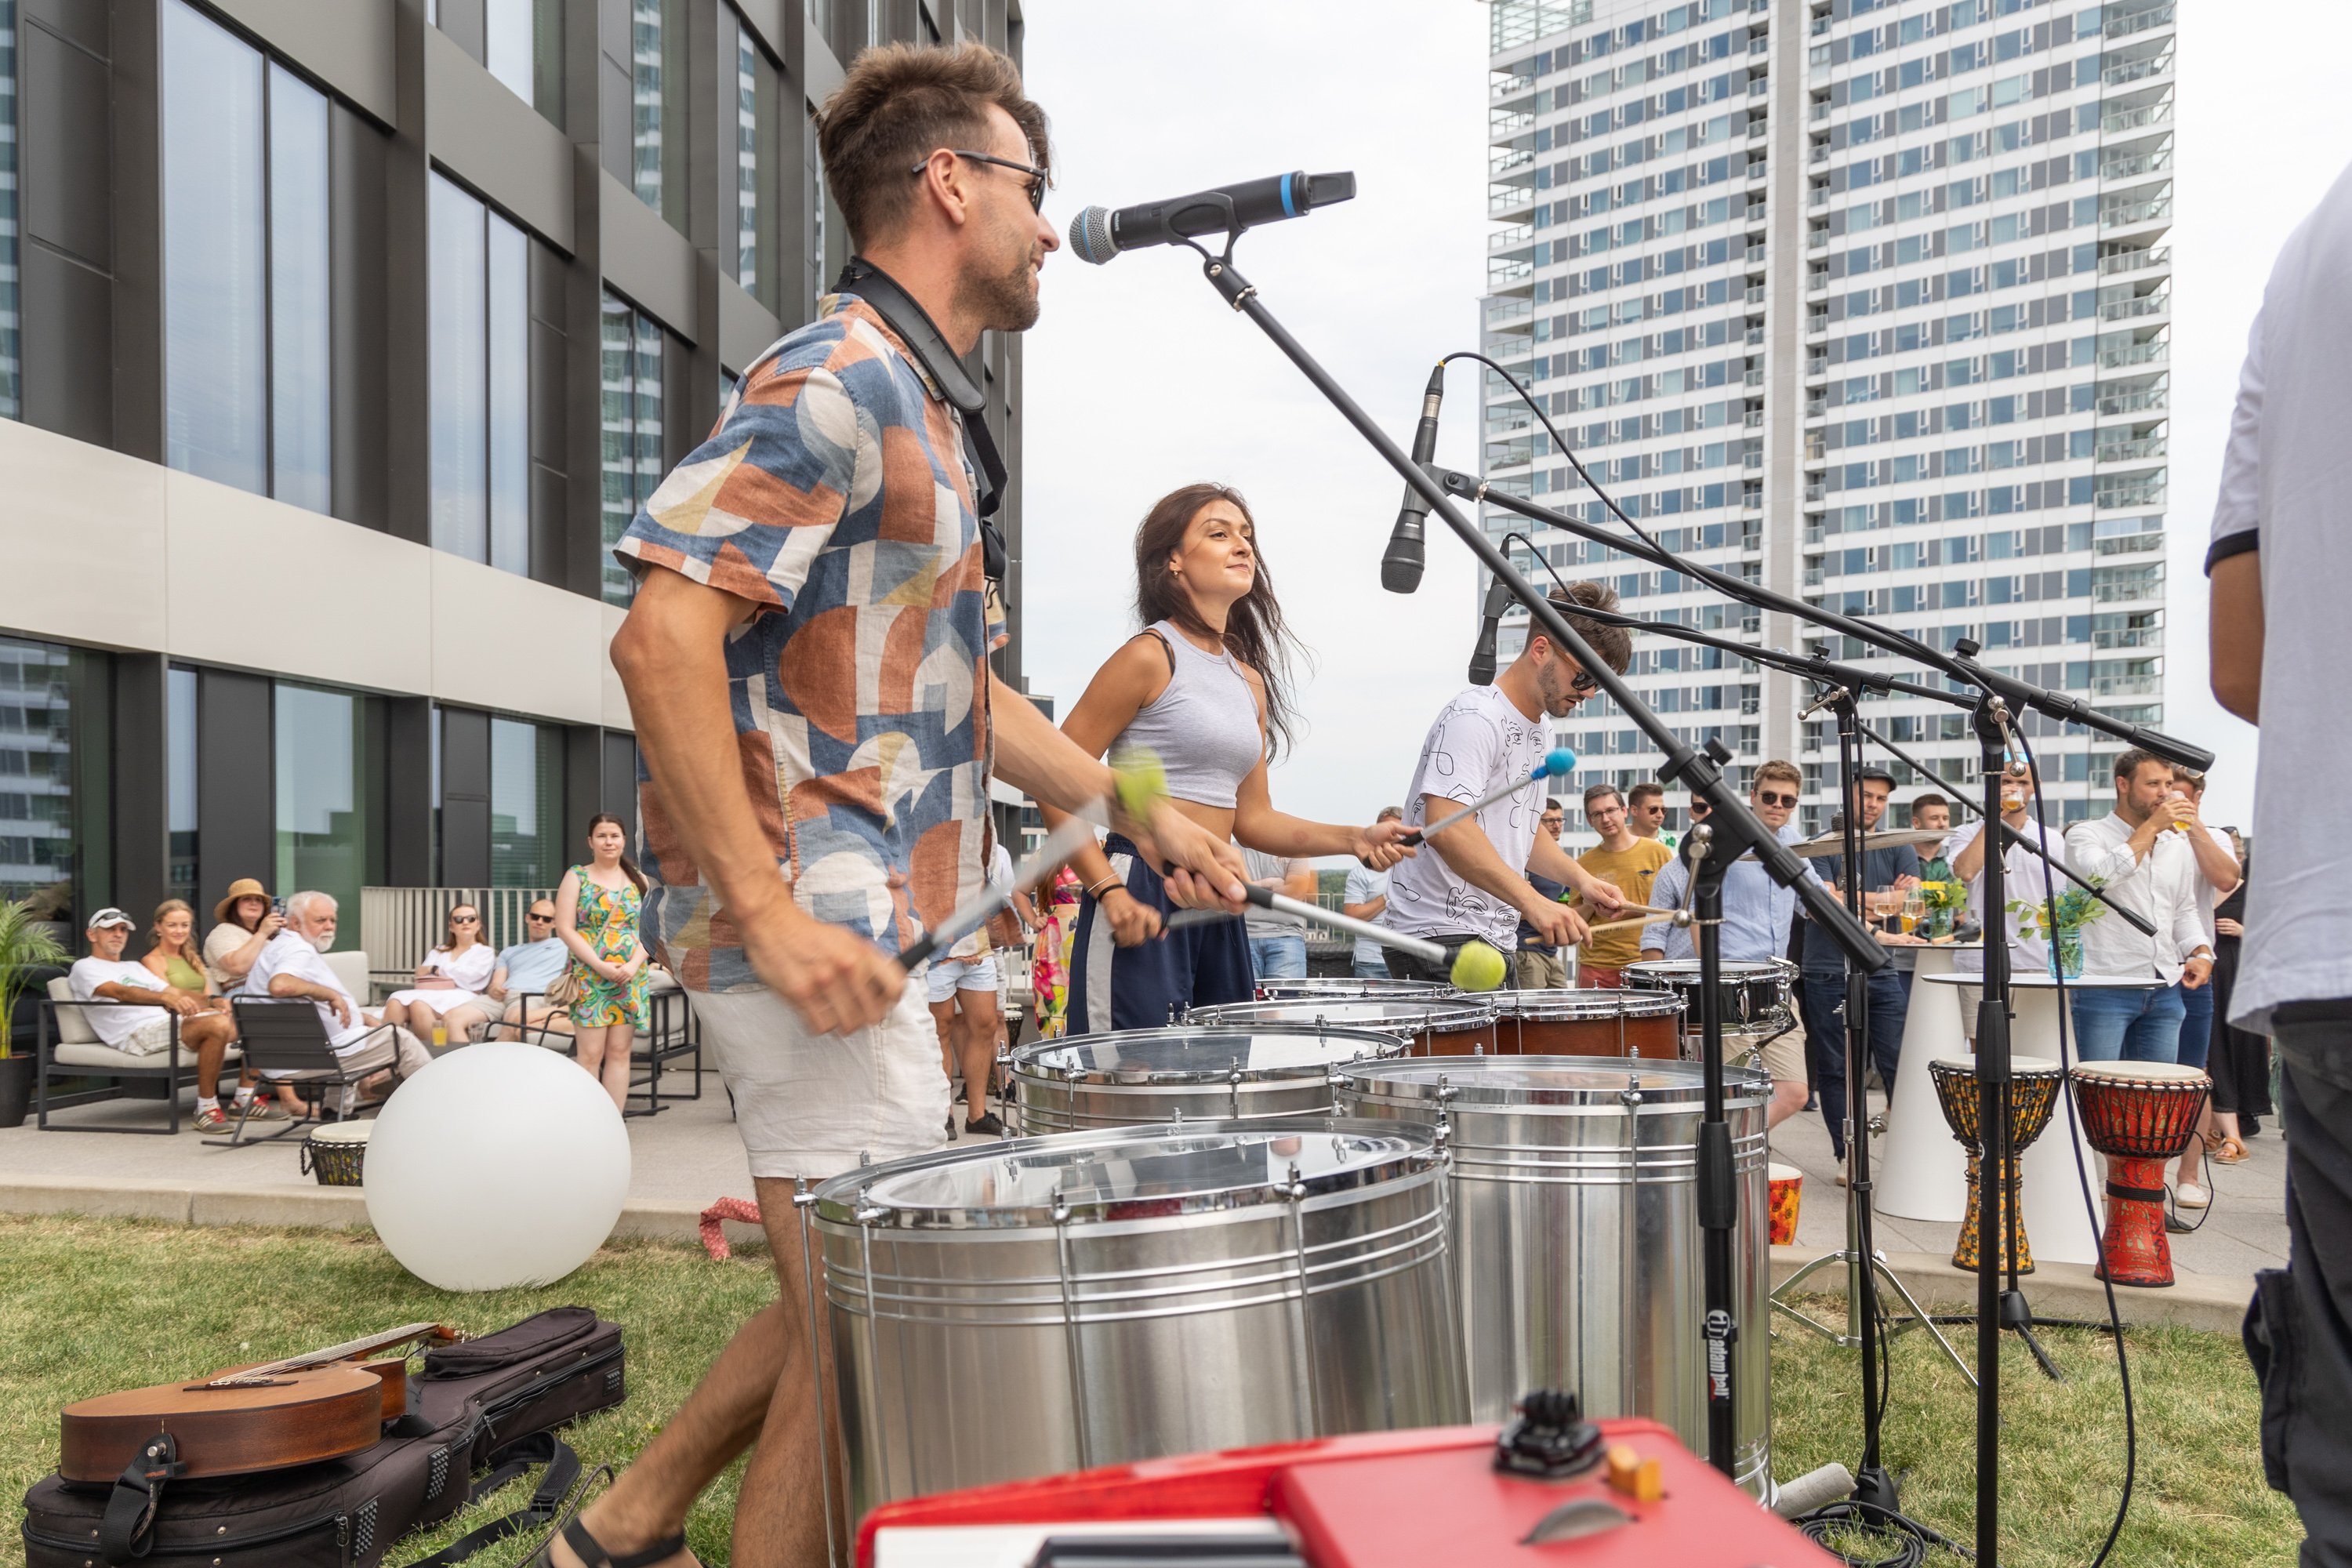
left=1743, top=451, right=1763, bottom=470
left=1744, top=409, right=1765, bottom=428
left=2103, top=49, right=2174, bottom=89
left=1486, top=296, right=1535, bottom=330
left=1806, top=396, right=1827, bottom=416
left=1489, top=222, right=1535, bottom=256
left=1745, top=241, right=1767, bottom=263
left=1748, top=33, right=1769, bottom=53
left=1746, top=159, right=1768, bottom=181
left=1806, top=354, right=1828, bottom=378
left=1490, top=69, right=1539, bottom=107
left=2105, top=1, right=2175, bottom=38
left=1491, top=146, right=1535, bottom=180
left=2092, top=626, right=2164, bottom=650
left=1808, top=227, right=1828, bottom=250
left=1489, top=185, right=1539, bottom=220
left=1744, top=368, right=1765, bottom=388
left=1806, top=272, right=1829, bottom=296
left=2095, top=481, right=2167, bottom=510
left=2099, top=245, right=2169, bottom=276
left=2100, top=290, right=2169, bottom=321
left=1745, top=325, right=1764, bottom=346
left=1746, top=283, right=1766, bottom=304
left=2097, top=386, right=2168, bottom=416
left=2096, top=435, right=2167, bottom=463
left=2100, top=147, right=2173, bottom=182
left=2094, top=531, right=2164, bottom=557
left=1749, top=74, right=1769, bottom=96
left=2097, top=339, right=2168, bottom=370
left=2102, top=99, right=2174, bottom=135
left=1803, top=565, right=1824, bottom=588
left=1809, top=141, right=1828, bottom=165
left=1804, top=481, right=1827, bottom=502
left=2100, top=193, right=2173, bottom=230
left=1748, top=117, right=1769, bottom=141
left=2092, top=673, right=2161, bottom=697
left=1490, top=108, right=1535, bottom=145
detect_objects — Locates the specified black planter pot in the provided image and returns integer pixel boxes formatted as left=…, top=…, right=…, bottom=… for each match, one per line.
left=0, top=1053, right=31, bottom=1130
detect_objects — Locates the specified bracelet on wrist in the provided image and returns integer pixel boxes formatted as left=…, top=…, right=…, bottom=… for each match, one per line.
left=1084, top=877, right=1124, bottom=900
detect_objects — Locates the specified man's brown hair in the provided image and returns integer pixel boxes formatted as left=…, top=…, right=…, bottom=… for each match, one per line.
left=815, top=42, right=1050, bottom=249
left=1755, top=759, right=1803, bottom=792
left=1583, top=783, right=1624, bottom=812
left=1529, top=581, right=1634, bottom=673
left=2111, top=747, right=2167, bottom=789
left=1626, top=782, right=1664, bottom=808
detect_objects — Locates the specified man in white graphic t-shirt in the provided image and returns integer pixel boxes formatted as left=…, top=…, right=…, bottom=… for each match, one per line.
left=1382, top=582, right=1633, bottom=985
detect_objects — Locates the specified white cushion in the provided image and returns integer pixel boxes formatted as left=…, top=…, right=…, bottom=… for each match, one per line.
left=46, top=977, right=99, bottom=1046
left=51, top=1040, right=242, bottom=1073
left=645, top=967, right=681, bottom=994
left=323, top=949, right=372, bottom=1002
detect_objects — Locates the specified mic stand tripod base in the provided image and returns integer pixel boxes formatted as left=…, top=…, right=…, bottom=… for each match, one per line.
left=1769, top=1206, right=1978, bottom=1391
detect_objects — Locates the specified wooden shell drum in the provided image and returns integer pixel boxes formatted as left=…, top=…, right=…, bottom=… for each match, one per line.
left=1492, top=989, right=1685, bottom=1059
left=1621, top=960, right=1796, bottom=1067
left=1188, top=997, right=1499, bottom=1058
left=2073, top=1060, right=2211, bottom=1287
left=1928, top=1055, right=2064, bottom=1275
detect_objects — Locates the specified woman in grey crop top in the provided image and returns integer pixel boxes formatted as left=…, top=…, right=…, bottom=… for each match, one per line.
left=1040, top=483, right=1416, bottom=1034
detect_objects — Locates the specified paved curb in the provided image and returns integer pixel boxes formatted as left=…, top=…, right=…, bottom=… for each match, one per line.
left=1771, top=1244, right=2252, bottom=1334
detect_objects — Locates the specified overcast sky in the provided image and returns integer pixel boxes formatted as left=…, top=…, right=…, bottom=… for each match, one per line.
left=1014, top=1, right=2352, bottom=842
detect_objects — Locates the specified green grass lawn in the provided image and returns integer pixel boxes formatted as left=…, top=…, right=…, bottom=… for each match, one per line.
left=0, top=1213, right=2307, bottom=1567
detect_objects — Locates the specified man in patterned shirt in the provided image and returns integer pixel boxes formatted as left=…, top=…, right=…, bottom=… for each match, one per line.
left=568, top=43, right=1249, bottom=1568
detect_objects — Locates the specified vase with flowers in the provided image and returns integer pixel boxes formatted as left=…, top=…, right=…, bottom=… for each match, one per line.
left=2006, top=881, right=2107, bottom=979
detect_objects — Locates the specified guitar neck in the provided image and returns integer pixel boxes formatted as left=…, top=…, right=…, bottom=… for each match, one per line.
left=241, top=1323, right=450, bottom=1379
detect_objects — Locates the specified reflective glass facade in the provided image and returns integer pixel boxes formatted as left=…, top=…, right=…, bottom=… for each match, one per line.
left=430, top=174, right=532, bottom=576
left=601, top=292, right=665, bottom=606
left=0, top=637, right=79, bottom=919
left=274, top=684, right=372, bottom=924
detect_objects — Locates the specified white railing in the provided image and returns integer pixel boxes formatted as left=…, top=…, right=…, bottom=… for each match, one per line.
left=361, top=886, right=560, bottom=978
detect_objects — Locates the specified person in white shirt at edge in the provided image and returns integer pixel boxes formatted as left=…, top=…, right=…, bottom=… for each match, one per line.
left=926, top=839, right=1033, bottom=1139
left=1240, top=847, right=1316, bottom=981
left=67, top=907, right=242, bottom=1131
left=2060, top=748, right=2216, bottom=1065
left=1639, top=761, right=1812, bottom=1129
left=2158, top=766, right=2241, bottom=1210
left=1341, top=808, right=1403, bottom=979
left=2205, top=162, right=2352, bottom=1560
left=486, top=898, right=572, bottom=1041
left=379, top=902, right=499, bottom=1047
left=1383, top=580, right=1632, bottom=986
left=1943, top=758, right=2056, bottom=1041
left=245, top=890, right=434, bottom=1109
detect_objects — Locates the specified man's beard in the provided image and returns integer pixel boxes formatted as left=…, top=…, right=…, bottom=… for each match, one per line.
left=953, top=238, right=1040, bottom=334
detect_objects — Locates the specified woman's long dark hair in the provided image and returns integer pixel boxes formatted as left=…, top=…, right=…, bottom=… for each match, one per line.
left=1134, top=483, right=1305, bottom=759
left=587, top=813, right=650, bottom=896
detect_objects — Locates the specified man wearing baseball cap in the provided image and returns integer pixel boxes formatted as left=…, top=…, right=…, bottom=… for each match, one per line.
left=69, top=907, right=241, bottom=1131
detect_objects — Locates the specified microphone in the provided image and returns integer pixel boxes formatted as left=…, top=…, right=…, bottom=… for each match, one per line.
left=1382, top=363, right=1446, bottom=593
left=1468, top=576, right=1514, bottom=684
left=1067, top=171, right=1356, bottom=264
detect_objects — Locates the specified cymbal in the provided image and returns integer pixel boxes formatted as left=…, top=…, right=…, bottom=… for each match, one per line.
left=1788, top=828, right=1950, bottom=858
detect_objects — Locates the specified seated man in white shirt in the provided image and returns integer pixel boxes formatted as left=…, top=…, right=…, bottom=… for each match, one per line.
left=488, top=899, right=574, bottom=1040
left=244, top=890, right=433, bottom=1106
left=68, top=906, right=242, bottom=1131
left=2061, top=749, right=2215, bottom=1063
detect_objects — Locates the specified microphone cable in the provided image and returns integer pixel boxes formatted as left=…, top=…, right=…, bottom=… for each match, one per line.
left=1442, top=350, right=1672, bottom=561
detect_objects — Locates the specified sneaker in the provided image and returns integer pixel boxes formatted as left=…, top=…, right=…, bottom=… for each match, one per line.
left=237, top=1099, right=290, bottom=1123
left=192, top=1105, right=233, bottom=1133
left=2174, top=1181, right=2211, bottom=1210
left=964, top=1112, right=1007, bottom=1138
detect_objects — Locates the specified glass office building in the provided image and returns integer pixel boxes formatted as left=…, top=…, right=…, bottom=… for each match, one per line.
left=0, top=0, right=1033, bottom=934
left=1482, top=0, right=2172, bottom=833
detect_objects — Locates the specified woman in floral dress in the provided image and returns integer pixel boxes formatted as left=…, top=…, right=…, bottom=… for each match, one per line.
left=556, top=813, right=650, bottom=1109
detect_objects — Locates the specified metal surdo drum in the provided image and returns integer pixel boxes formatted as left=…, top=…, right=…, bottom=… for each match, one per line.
left=1189, top=996, right=1498, bottom=1058
left=1331, top=1057, right=1775, bottom=1496
left=1250, top=975, right=1454, bottom=1002
left=808, top=1120, right=1467, bottom=1520
left=1008, top=1025, right=1406, bottom=1134
left=1622, top=959, right=1797, bottom=1062
left=1493, top=989, right=1685, bottom=1059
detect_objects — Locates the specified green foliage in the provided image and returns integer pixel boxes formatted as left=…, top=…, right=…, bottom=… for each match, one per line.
left=2009, top=878, right=2111, bottom=942
left=0, top=898, right=70, bottom=1062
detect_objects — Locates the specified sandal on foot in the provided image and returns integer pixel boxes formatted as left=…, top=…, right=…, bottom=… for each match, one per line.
left=2212, top=1136, right=2250, bottom=1165
left=532, top=1519, right=699, bottom=1568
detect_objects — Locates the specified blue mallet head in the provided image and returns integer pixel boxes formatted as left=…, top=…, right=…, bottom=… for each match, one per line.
left=1539, top=746, right=1577, bottom=780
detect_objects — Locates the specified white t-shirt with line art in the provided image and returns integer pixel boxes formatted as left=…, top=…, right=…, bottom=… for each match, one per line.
left=1384, top=684, right=1550, bottom=951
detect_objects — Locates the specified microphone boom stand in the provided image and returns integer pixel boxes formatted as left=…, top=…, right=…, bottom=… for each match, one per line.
left=1166, top=216, right=1889, bottom=1488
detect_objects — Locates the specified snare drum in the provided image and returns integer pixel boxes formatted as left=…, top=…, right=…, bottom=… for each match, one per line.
left=1250, top=976, right=1455, bottom=1003
left=1008, top=1025, right=1405, bottom=1134
left=808, top=1120, right=1468, bottom=1519
left=1622, top=959, right=1797, bottom=1061
left=1493, top=989, right=1684, bottom=1059
left=1189, top=997, right=1498, bottom=1058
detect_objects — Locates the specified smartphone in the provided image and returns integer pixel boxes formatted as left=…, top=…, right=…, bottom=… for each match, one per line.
left=270, top=897, right=286, bottom=918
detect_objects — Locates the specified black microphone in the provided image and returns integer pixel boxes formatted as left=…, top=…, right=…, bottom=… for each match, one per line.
left=1468, top=576, right=1514, bottom=684
left=1067, top=171, right=1357, bottom=264
left=1382, top=363, right=1446, bottom=594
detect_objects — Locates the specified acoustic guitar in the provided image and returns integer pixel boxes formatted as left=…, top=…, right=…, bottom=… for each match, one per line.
left=60, top=1322, right=459, bottom=1481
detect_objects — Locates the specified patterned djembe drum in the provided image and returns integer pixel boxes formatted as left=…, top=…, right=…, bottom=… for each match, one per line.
left=1929, top=1055, right=2066, bottom=1275
left=2072, top=1060, right=2211, bottom=1287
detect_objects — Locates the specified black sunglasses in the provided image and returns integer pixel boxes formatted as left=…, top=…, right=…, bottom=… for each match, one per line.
left=1689, top=802, right=1712, bottom=815
left=527, top=912, right=555, bottom=921
left=1757, top=790, right=1799, bottom=808
left=910, top=148, right=1047, bottom=211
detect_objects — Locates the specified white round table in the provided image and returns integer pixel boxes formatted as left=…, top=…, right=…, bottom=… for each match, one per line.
left=1873, top=943, right=1976, bottom=1221
left=1907, top=972, right=2167, bottom=1266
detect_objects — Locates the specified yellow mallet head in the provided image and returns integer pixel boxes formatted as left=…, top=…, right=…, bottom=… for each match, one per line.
left=1450, top=939, right=1508, bottom=993
left=1111, top=747, right=1170, bottom=824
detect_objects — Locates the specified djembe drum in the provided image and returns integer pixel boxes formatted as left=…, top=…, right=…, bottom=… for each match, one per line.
left=2072, top=1060, right=2211, bottom=1287
left=1928, top=1055, right=2066, bottom=1274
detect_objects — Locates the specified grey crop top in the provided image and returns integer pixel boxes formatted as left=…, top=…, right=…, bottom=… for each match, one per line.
left=1112, top=621, right=1265, bottom=809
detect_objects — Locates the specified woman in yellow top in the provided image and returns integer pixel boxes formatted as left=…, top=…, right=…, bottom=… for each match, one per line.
left=142, top=899, right=292, bottom=1124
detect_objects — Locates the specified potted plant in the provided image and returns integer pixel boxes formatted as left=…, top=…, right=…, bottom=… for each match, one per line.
left=1918, top=877, right=1970, bottom=940
left=2006, top=882, right=2108, bottom=979
left=0, top=897, right=70, bottom=1127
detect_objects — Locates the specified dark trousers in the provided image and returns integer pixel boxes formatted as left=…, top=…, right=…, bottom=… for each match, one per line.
left=2249, top=1016, right=2352, bottom=1566
left=1068, top=835, right=1254, bottom=1035
left=1384, top=933, right=1520, bottom=990
left=1804, top=968, right=1907, bottom=1161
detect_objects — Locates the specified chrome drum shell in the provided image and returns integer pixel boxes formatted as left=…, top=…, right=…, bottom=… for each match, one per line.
left=1008, top=1025, right=1406, bottom=1135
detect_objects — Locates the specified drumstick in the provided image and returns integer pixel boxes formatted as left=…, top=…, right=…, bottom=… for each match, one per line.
left=898, top=806, right=1105, bottom=971
left=1401, top=746, right=1578, bottom=847
left=1581, top=910, right=1692, bottom=938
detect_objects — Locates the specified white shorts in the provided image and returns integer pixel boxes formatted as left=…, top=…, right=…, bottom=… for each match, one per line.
left=924, top=956, right=1000, bottom=1006
left=692, top=978, right=951, bottom=1181
left=111, top=1014, right=177, bottom=1057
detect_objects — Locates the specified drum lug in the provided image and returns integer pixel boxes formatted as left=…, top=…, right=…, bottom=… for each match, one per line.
left=1050, top=1185, right=1094, bottom=1469
left=1229, top=1062, right=1246, bottom=1120
left=789, top=1179, right=840, bottom=1568
left=1281, top=1161, right=1320, bottom=1437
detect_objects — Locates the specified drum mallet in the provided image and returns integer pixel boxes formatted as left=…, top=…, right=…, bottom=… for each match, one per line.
left=1401, top=746, right=1578, bottom=846
left=1581, top=909, right=1691, bottom=938
left=1238, top=884, right=1446, bottom=967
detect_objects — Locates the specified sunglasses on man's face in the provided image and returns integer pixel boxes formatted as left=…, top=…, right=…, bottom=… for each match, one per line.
left=528, top=913, right=555, bottom=922
left=911, top=148, right=1048, bottom=212
left=1757, top=790, right=1799, bottom=808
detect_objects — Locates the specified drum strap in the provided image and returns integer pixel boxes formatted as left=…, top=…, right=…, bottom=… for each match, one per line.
left=2104, top=1178, right=2168, bottom=1204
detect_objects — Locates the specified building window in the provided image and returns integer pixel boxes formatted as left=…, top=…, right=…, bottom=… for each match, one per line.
left=274, top=684, right=372, bottom=926
left=735, top=18, right=769, bottom=299
left=161, top=2, right=332, bottom=508
left=808, top=103, right=845, bottom=310
left=429, top=173, right=532, bottom=575
left=482, top=0, right=564, bottom=123
left=601, top=292, right=665, bottom=606
left=488, top=716, right=561, bottom=887
left=632, top=0, right=684, bottom=227
left=0, top=637, right=85, bottom=922
left=0, top=0, right=19, bottom=421
left=167, top=669, right=198, bottom=911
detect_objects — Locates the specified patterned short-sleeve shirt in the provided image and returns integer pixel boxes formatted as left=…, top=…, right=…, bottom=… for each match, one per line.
left=615, top=292, right=1004, bottom=991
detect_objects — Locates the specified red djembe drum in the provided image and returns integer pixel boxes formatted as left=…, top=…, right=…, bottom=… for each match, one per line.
left=1928, top=1054, right=2065, bottom=1275
left=2072, top=1060, right=2211, bottom=1287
